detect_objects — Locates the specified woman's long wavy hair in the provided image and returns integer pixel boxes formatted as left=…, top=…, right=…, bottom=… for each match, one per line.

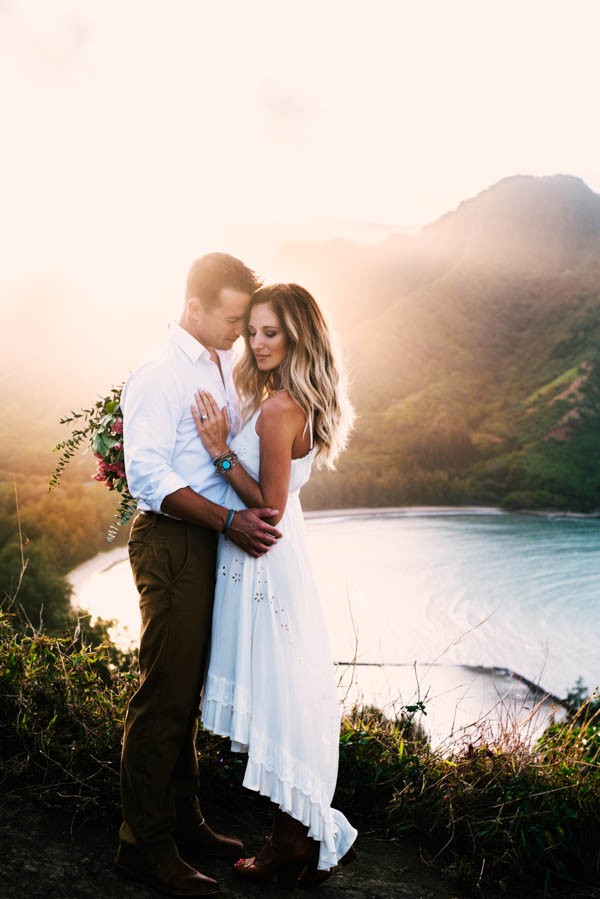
left=233, top=284, right=355, bottom=469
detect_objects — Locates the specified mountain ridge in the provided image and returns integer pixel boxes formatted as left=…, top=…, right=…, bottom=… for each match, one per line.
left=2, top=173, right=599, bottom=511
left=292, top=174, right=600, bottom=511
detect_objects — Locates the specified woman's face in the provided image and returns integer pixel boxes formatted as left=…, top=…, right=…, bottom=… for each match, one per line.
left=247, top=302, right=289, bottom=372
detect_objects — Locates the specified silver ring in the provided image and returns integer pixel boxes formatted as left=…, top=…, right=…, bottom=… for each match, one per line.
left=200, top=414, right=209, bottom=422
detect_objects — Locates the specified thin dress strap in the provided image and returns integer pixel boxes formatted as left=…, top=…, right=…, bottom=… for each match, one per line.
left=308, top=413, right=314, bottom=450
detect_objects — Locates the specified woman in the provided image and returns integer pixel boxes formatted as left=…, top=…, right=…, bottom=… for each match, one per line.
left=191, top=283, right=357, bottom=886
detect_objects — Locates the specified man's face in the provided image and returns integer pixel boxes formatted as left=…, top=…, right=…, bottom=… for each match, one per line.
left=193, top=287, right=251, bottom=350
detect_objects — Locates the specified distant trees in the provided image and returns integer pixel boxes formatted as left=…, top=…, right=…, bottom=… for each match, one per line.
left=404, top=418, right=477, bottom=471
left=0, top=474, right=126, bottom=635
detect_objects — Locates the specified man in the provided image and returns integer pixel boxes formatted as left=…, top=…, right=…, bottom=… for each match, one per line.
left=115, top=254, right=281, bottom=896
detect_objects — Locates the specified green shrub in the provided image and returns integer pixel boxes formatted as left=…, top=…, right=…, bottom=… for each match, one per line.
left=1, top=609, right=599, bottom=894
left=0, top=609, right=134, bottom=812
left=387, top=712, right=600, bottom=893
left=336, top=704, right=428, bottom=816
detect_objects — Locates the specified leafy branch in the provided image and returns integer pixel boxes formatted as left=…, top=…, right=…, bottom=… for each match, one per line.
left=48, top=385, right=136, bottom=540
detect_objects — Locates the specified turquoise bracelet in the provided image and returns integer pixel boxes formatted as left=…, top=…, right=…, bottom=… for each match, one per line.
left=214, top=450, right=239, bottom=475
left=223, top=509, right=235, bottom=536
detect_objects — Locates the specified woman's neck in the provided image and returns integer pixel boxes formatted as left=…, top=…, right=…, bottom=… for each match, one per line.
left=267, top=370, right=284, bottom=393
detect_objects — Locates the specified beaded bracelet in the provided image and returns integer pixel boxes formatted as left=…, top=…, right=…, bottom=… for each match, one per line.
left=213, top=450, right=239, bottom=475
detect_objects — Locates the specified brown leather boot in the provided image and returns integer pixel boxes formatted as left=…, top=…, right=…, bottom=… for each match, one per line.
left=115, top=840, right=219, bottom=895
left=174, top=799, right=245, bottom=859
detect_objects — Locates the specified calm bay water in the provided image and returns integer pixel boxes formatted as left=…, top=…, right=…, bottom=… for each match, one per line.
left=69, top=508, right=600, bottom=747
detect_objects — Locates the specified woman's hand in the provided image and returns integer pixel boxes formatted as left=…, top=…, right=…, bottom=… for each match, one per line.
left=191, top=390, right=230, bottom=458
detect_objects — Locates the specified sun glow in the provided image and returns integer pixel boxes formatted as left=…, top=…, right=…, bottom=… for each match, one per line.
left=1, top=0, right=599, bottom=386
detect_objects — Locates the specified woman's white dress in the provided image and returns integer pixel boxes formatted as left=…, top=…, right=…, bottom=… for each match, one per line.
left=201, top=408, right=357, bottom=870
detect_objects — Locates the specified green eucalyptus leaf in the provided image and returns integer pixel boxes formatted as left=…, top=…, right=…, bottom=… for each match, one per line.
left=92, top=434, right=111, bottom=455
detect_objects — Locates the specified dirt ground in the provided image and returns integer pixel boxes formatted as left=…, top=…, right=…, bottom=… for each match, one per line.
left=0, top=798, right=596, bottom=899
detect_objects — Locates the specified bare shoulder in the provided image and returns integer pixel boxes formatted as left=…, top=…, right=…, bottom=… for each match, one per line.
left=261, top=390, right=304, bottom=416
left=259, top=391, right=305, bottom=428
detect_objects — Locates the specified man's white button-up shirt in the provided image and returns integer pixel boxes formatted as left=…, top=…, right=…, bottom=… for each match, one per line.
left=122, top=324, right=239, bottom=514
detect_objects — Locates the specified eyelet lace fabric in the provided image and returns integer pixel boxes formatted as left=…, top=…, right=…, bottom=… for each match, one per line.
left=201, top=407, right=357, bottom=870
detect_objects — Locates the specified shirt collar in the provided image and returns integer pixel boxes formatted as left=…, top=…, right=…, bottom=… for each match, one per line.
left=171, top=322, right=210, bottom=363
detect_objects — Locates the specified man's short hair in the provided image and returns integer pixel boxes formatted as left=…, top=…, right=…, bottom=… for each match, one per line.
left=185, top=253, right=261, bottom=307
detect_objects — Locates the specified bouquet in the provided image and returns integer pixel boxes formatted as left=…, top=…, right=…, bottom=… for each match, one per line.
left=49, top=385, right=137, bottom=541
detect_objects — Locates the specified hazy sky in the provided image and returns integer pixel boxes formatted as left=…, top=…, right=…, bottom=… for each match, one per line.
left=2, top=0, right=599, bottom=370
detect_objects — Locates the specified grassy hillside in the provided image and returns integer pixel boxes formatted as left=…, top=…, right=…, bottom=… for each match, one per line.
left=298, top=175, right=600, bottom=512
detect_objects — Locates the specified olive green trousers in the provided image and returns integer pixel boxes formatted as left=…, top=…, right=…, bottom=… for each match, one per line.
left=119, top=511, right=217, bottom=848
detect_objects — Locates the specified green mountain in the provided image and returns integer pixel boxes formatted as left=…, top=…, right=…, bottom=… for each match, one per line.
left=295, top=175, right=600, bottom=511
left=6, top=173, right=599, bottom=635
left=3, top=174, right=600, bottom=514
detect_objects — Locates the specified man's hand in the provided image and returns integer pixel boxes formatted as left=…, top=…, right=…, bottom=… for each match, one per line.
left=228, top=508, right=282, bottom=557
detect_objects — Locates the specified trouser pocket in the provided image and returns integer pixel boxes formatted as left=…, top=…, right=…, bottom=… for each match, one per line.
left=128, top=516, right=190, bottom=589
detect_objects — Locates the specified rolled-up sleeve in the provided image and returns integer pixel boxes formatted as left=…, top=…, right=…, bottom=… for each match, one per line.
left=123, top=362, right=189, bottom=512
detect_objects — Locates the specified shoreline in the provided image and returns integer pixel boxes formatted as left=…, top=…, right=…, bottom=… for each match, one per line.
left=334, top=660, right=567, bottom=748
left=68, top=506, right=584, bottom=710
left=303, top=504, right=506, bottom=521
left=67, top=529, right=569, bottom=748
left=470, top=664, right=566, bottom=707
left=68, top=540, right=567, bottom=708
left=336, top=659, right=566, bottom=707
left=303, top=504, right=600, bottom=521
